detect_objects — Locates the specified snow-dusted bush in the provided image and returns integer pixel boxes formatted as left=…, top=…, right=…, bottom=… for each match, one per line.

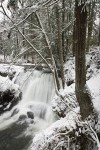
left=52, top=89, right=77, bottom=117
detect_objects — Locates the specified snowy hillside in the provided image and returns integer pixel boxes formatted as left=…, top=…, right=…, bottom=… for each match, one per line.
left=30, top=46, right=100, bottom=150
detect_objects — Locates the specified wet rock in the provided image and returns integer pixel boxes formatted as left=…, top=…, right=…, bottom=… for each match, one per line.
left=0, top=90, right=22, bottom=115
left=0, top=71, right=16, bottom=80
left=0, top=76, right=22, bottom=115
left=0, top=72, right=7, bottom=77
left=18, top=115, right=27, bottom=121
left=27, top=111, right=34, bottom=119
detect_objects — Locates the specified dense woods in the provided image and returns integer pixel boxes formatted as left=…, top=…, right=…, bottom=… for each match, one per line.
left=0, top=0, right=100, bottom=150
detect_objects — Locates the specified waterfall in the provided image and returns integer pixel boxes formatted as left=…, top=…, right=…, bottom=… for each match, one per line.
left=0, top=70, right=55, bottom=130
left=16, top=70, right=55, bottom=125
left=0, top=69, right=55, bottom=150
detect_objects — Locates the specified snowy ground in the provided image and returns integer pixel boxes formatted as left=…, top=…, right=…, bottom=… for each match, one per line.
left=0, top=76, right=20, bottom=97
left=0, top=46, right=100, bottom=150
left=65, top=46, right=100, bottom=114
left=0, top=63, right=24, bottom=75
left=30, top=46, right=100, bottom=150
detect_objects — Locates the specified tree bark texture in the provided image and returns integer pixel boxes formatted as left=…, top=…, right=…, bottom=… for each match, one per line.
left=86, top=1, right=95, bottom=51
left=98, top=10, right=100, bottom=46
left=56, top=5, right=65, bottom=88
left=62, top=0, right=66, bottom=62
left=75, top=0, right=93, bottom=120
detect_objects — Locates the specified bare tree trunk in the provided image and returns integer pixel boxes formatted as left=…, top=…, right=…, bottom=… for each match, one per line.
left=62, top=0, right=66, bottom=62
left=86, top=1, right=95, bottom=51
left=98, top=9, right=100, bottom=47
left=72, top=22, right=76, bottom=56
left=56, top=5, right=65, bottom=89
left=35, top=12, right=60, bottom=91
left=75, top=0, right=94, bottom=120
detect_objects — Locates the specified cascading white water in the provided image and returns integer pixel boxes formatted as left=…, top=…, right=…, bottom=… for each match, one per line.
left=17, top=70, right=55, bottom=125
left=0, top=69, right=56, bottom=150
left=0, top=70, right=55, bottom=132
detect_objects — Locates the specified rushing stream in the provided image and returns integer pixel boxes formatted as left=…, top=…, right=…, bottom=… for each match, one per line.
left=0, top=70, right=55, bottom=150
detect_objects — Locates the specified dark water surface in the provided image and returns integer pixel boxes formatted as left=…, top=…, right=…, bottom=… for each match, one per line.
left=0, top=122, right=32, bottom=150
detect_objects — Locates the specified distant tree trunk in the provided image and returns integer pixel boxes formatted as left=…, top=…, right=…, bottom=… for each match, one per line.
left=98, top=10, right=100, bottom=46
left=56, top=4, right=65, bottom=88
left=75, top=0, right=94, bottom=120
left=72, top=3, right=77, bottom=56
left=86, top=1, right=95, bottom=51
left=16, top=31, right=19, bottom=50
left=62, top=0, right=66, bottom=62
left=72, top=22, right=76, bottom=56
left=3, top=50, right=6, bottom=63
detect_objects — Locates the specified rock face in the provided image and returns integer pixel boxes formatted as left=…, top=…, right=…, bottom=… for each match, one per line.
left=0, top=90, right=22, bottom=115
left=18, top=115, right=27, bottom=121
left=0, top=76, right=22, bottom=115
left=0, top=71, right=16, bottom=80
left=27, top=111, right=34, bottom=119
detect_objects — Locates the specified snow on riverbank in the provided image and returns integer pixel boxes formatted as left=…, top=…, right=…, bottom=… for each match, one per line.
left=30, top=71, right=100, bottom=150
left=30, top=46, right=100, bottom=150
left=30, top=108, right=79, bottom=150
left=0, top=64, right=24, bottom=75
left=0, top=76, right=20, bottom=97
left=0, top=47, right=100, bottom=150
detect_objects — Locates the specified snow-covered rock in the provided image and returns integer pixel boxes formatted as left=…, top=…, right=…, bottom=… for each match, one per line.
left=0, top=76, right=22, bottom=114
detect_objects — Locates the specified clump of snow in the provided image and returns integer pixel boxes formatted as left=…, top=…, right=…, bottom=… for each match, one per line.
left=0, top=64, right=24, bottom=75
left=0, top=76, right=20, bottom=97
left=52, top=85, right=77, bottom=117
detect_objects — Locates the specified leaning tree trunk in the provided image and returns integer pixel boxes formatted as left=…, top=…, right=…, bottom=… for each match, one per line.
left=75, top=0, right=94, bottom=120
left=35, top=12, right=61, bottom=91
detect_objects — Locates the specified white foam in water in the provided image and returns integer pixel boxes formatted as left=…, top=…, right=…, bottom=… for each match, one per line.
left=0, top=70, right=55, bottom=133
